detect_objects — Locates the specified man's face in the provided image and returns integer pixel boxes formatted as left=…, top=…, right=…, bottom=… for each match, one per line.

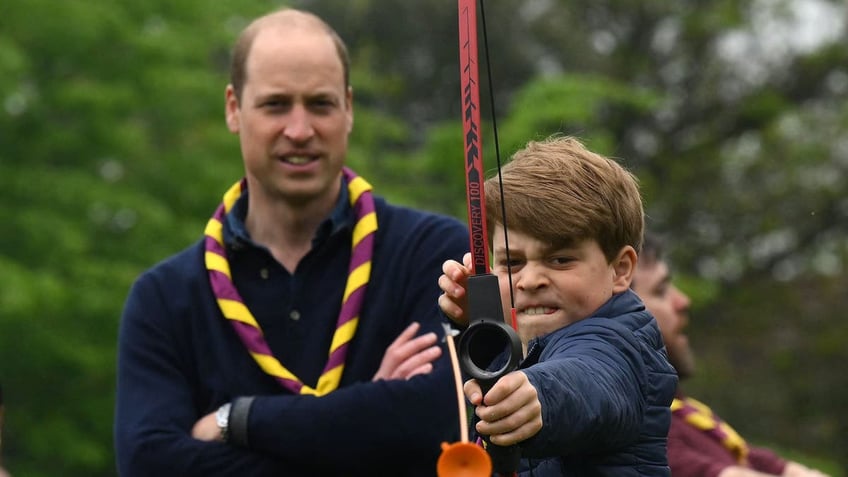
left=225, top=24, right=353, bottom=207
left=632, top=258, right=695, bottom=378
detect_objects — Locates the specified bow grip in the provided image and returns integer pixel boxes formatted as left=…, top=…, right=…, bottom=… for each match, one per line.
left=459, top=274, right=522, bottom=381
left=458, top=273, right=523, bottom=476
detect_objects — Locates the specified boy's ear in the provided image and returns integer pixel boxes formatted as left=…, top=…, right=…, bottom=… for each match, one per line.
left=612, top=245, right=638, bottom=293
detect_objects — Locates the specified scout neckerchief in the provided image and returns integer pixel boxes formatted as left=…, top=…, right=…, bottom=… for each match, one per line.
left=672, top=396, right=750, bottom=464
left=204, top=167, right=377, bottom=396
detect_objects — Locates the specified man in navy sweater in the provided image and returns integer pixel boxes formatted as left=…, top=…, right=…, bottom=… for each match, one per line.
left=114, top=8, right=468, bottom=476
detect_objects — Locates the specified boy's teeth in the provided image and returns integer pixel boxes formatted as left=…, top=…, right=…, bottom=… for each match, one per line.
left=524, top=307, right=552, bottom=316
left=287, top=156, right=311, bottom=165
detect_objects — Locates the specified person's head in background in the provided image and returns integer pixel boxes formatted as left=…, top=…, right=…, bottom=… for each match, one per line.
left=631, top=233, right=695, bottom=380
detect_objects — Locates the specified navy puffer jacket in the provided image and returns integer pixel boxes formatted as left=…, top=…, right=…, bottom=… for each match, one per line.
left=476, top=290, right=677, bottom=476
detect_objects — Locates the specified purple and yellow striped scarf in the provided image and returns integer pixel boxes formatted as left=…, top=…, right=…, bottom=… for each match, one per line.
left=672, top=396, right=750, bottom=464
left=204, top=167, right=377, bottom=396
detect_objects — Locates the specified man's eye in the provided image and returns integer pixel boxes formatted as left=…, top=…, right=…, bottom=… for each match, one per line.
left=310, top=99, right=336, bottom=109
left=313, top=106, right=331, bottom=114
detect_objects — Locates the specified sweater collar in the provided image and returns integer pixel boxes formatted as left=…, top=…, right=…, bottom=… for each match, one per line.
left=221, top=176, right=354, bottom=251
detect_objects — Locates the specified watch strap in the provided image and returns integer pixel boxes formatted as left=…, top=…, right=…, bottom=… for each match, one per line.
left=229, top=396, right=255, bottom=448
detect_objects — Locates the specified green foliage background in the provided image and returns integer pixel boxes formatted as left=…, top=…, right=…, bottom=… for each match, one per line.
left=0, top=0, right=846, bottom=475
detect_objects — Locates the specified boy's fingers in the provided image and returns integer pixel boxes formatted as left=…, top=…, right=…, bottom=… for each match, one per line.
left=463, top=379, right=483, bottom=405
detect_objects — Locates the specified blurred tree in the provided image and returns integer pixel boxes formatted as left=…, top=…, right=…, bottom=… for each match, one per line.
left=0, top=1, right=274, bottom=475
left=0, top=0, right=846, bottom=475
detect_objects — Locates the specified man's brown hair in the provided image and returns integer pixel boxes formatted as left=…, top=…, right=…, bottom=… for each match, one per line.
left=229, top=8, right=351, bottom=101
left=485, top=135, right=644, bottom=262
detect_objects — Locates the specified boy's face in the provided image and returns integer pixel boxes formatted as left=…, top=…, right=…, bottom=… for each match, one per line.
left=492, top=228, right=635, bottom=345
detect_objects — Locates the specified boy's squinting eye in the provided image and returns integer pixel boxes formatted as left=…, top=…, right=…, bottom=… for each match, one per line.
left=496, top=258, right=523, bottom=269
left=550, top=255, right=574, bottom=266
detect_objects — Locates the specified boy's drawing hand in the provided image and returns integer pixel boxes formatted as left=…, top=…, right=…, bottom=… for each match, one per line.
left=438, top=252, right=473, bottom=326
left=465, top=371, right=543, bottom=447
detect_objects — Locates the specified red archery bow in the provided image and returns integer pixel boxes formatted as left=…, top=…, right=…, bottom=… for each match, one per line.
left=438, top=1, right=523, bottom=476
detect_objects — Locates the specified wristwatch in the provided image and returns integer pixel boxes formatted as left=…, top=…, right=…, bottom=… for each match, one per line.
left=215, top=402, right=232, bottom=443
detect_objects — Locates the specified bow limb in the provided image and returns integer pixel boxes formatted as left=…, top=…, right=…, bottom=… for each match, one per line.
left=458, top=0, right=489, bottom=276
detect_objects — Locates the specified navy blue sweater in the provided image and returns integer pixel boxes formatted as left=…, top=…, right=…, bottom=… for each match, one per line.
left=114, top=190, right=469, bottom=476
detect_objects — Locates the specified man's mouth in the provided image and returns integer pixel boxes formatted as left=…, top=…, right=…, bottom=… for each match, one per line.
left=281, top=155, right=316, bottom=165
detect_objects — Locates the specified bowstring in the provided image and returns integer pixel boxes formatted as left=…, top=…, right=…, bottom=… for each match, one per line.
left=478, top=0, right=516, bottom=322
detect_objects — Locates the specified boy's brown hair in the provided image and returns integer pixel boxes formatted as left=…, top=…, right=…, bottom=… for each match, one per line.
left=485, top=135, right=644, bottom=262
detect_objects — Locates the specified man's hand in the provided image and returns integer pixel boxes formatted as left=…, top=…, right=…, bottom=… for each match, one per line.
left=782, top=461, right=830, bottom=477
left=437, top=252, right=473, bottom=326
left=717, top=461, right=830, bottom=477
left=191, top=412, right=222, bottom=442
left=372, top=322, right=441, bottom=381
left=193, top=322, right=443, bottom=442
left=465, top=371, right=542, bottom=447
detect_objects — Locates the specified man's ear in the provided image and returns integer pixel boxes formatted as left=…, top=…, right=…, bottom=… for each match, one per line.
left=345, top=85, right=354, bottom=134
left=225, top=85, right=240, bottom=133
left=612, top=245, right=637, bottom=293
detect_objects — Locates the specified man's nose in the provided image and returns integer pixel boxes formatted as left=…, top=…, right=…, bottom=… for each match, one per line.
left=671, top=285, right=691, bottom=311
left=284, top=105, right=315, bottom=142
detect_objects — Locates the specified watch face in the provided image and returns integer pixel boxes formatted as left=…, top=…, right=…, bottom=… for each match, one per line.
left=216, top=403, right=231, bottom=428
left=216, top=403, right=231, bottom=442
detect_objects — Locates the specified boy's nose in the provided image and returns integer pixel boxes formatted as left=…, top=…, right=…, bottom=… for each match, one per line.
left=515, top=264, right=548, bottom=291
